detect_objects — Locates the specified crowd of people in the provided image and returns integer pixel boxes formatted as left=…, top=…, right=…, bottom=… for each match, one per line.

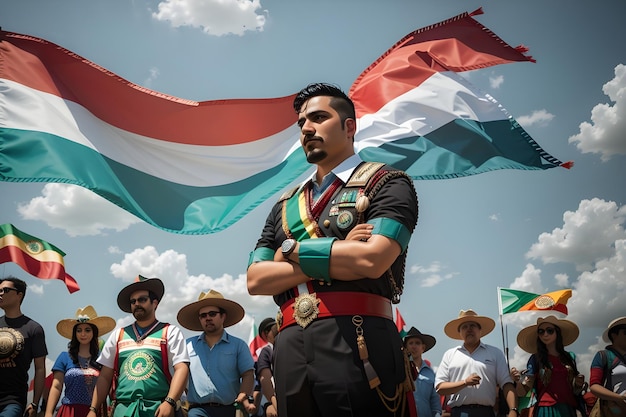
left=2, top=83, right=626, bottom=417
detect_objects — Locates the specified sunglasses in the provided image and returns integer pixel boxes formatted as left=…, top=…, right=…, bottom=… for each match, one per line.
left=0, top=287, right=19, bottom=295
left=537, top=327, right=556, bottom=335
left=130, top=296, right=150, bottom=305
left=199, top=311, right=221, bottom=319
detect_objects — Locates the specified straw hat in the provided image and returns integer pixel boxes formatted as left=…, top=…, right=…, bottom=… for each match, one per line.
left=517, top=315, right=579, bottom=354
left=177, top=289, right=245, bottom=331
left=56, top=305, right=116, bottom=339
left=444, top=309, right=496, bottom=340
left=403, top=327, right=436, bottom=352
left=117, top=275, right=165, bottom=313
left=602, top=316, right=626, bottom=343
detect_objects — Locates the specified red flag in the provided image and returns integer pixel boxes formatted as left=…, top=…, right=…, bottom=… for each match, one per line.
left=248, top=318, right=267, bottom=361
left=395, top=307, right=408, bottom=338
left=0, top=224, right=80, bottom=293
left=29, top=371, right=54, bottom=391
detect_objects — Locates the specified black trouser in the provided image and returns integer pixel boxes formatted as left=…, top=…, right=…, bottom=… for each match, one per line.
left=451, top=405, right=496, bottom=417
left=273, top=316, right=408, bottom=417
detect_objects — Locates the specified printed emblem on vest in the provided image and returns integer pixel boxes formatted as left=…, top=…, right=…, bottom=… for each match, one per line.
left=124, top=351, right=157, bottom=381
left=0, top=327, right=24, bottom=367
left=336, top=210, right=355, bottom=230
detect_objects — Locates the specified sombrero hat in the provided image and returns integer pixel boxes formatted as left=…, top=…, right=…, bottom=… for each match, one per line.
left=602, top=316, right=626, bottom=343
left=403, top=327, right=436, bottom=352
left=444, top=309, right=496, bottom=340
left=117, top=275, right=164, bottom=313
left=56, top=305, right=116, bottom=339
left=177, top=289, right=245, bottom=331
left=517, top=315, right=579, bottom=354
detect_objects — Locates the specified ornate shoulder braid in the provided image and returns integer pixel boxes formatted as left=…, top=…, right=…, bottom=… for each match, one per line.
left=352, top=163, right=418, bottom=304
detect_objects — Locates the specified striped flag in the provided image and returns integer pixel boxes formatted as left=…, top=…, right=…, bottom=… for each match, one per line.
left=0, top=9, right=568, bottom=235
left=248, top=317, right=267, bottom=361
left=498, top=288, right=572, bottom=315
left=395, top=307, right=408, bottom=338
left=0, top=224, right=80, bottom=293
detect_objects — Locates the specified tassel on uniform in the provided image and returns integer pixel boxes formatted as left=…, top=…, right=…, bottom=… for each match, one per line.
left=357, top=334, right=381, bottom=388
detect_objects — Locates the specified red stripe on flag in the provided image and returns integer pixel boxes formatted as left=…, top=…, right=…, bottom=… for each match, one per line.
left=349, top=10, right=535, bottom=116
left=0, top=31, right=296, bottom=146
left=0, top=246, right=80, bottom=293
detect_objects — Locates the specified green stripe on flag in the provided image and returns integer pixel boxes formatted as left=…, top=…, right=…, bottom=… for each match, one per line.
left=500, top=288, right=540, bottom=314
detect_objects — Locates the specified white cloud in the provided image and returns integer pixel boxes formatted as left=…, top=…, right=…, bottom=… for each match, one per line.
left=489, top=213, right=500, bottom=221
left=108, top=246, right=122, bottom=254
left=489, top=74, right=504, bottom=89
left=144, top=67, right=160, bottom=88
left=153, top=0, right=267, bottom=36
left=410, top=261, right=458, bottom=287
left=508, top=263, right=544, bottom=293
left=505, top=198, right=626, bottom=375
left=526, top=198, right=626, bottom=271
left=109, top=245, right=275, bottom=340
left=516, top=109, right=555, bottom=127
left=17, top=184, right=140, bottom=236
left=569, top=64, right=626, bottom=161
left=28, top=283, right=44, bottom=296
left=554, top=273, right=569, bottom=287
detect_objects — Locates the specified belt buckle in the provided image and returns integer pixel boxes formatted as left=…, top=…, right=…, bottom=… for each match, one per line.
left=292, top=292, right=320, bottom=328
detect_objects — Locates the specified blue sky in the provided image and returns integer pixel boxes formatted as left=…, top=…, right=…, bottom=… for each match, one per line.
left=1, top=0, right=625, bottom=384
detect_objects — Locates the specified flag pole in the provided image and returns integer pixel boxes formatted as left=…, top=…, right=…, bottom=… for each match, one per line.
left=497, top=287, right=509, bottom=367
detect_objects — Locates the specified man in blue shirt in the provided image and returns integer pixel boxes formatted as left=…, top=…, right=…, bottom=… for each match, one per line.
left=177, top=290, right=256, bottom=417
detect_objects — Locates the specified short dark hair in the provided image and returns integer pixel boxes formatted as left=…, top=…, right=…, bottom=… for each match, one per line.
left=608, top=325, right=626, bottom=343
left=0, top=276, right=27, bottom=304
left=293, top=82, right=356, bottom=125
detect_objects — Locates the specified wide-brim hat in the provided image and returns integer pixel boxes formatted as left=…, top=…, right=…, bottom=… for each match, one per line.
left=444, top=309, right=496, bottom=340
left=403, top=327, right=436, bottom=352
left=117, top=275, right=164, bottom=313
left=602, top=316, right=626, bottom=343
left=517, top=315, right=579, bottom=354
left=177, top=289, right=245, bottom=331
left=56, top=305, right=116, bottom=339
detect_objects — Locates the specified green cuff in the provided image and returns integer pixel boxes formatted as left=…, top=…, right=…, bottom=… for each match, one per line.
left=368, top=217, right=411, bottom=253
left=299, top=238, right=338, bottom=283
left=247, top=247, right=275, bottom=268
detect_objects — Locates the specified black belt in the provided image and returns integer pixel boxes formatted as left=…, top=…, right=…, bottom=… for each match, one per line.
left=453, top=405, right=493, bottom=409
left=188, top=402, right=232, bottom=408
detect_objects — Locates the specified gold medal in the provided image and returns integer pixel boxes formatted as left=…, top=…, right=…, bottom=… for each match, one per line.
left=292, top=293, right=320, bottom=328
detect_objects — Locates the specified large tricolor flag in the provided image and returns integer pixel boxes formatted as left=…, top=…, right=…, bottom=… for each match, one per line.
left=498, top=287, right=572, bottom=315
left=0, top=9, right=569, bottom=235
left=0, top=224, right=80, bottom=293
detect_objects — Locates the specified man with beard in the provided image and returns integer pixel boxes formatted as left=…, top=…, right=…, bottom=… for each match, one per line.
left=247, top=83, right=419, bottom=417
left=88, top=276, right=189, bottom=417
left=176, top=290, right=256, bottom=417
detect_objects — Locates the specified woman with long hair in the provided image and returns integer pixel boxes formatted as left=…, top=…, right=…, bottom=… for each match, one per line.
left=516, top=316, right=586, bottom=417
left=44, top=306, right=115, bottom=417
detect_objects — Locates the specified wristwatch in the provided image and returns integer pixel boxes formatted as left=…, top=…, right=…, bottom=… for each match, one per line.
left=281, top=239, right=297, bottom=257
left=163, top=397, right=177, bottom=408
left=246, top=395, right=254, bottom=403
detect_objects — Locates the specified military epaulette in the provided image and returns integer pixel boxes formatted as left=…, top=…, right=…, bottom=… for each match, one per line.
left=278, top=185, right=300, bottom=203
left=346, top=162, right=385, bottom=188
